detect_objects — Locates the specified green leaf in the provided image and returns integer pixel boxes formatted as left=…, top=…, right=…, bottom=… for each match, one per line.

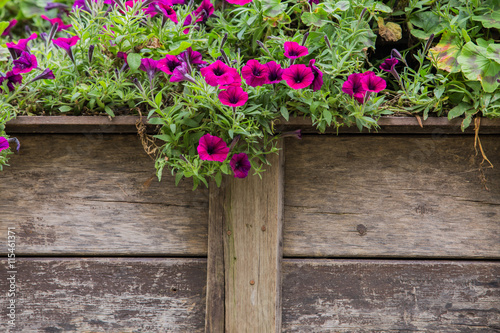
left=155, top=91, right=162, bottom=106
left=486, top=44, right=500, bottom=64
left=104, top=106, right=115, bottom=117
left=472, top=12, right=500, bottom=29
left=409, top=11, right=446, bottom=39
left=0, top=21, right=9, bottom=36
left=374, top=3, right=392, bottom=13
left=457, top=42, right=500, bottom=93
left=175, top=172, right=183, bottom=186
left=263, top=0, right=286, bottom=17
left=214, top=171, right=222, bottom=187
left=447, top=102, right=470, bottom=120
left=280, top=106, right=289, bottom=121
left=59, top=106, right=72, bottom=112
left=323, top=110, right=332, bottom=125
left=301, top=7, right=329, bottom=27
left=148, top=117, right=167, bottom=125
left=127, top=53, right=142, bottom=71
left=169, top=41, right=192, bottom=56
left=0, top=0, right=9, bottom=9
left=429, top=31, right=462, bottom=73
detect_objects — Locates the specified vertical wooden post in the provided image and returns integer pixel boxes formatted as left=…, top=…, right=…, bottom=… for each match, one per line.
left=224, top=140, right=284, bottom=332
left=206, top=140, right=284, bottom=333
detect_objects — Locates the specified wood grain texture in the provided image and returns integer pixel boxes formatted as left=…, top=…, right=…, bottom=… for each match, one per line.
left=0, top=258, right=206, bottom=332
left=282, top=259, right=500, bottom=332
left=224, top=140, right=284, bottom=333
left=205, top=179, right=226, bottom=333
left=284, top=135, right=500, bottom=258
left=0, top=135, right=208, bottom=256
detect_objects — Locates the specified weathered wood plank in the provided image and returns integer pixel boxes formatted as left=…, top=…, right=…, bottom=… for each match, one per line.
left=282, top=259, right=500, bottom=332
left=223, top=140, right=284, bottom=332
left=284, top=135, right=500, bottom=258
left=205, top=179, right=226, bottom=333
left=0, top=258, right=206, bottom=332
left=0, top=135, right=208, bottom=255
left=7, top=116, right=500, bottom=134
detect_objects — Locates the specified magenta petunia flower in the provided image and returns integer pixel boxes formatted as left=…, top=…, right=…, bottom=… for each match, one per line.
left=241, top=59, right=269, bottom=87
left=30, top=68, right=55, bottom=83
left=159, top=54, right=182, bottom=74
left=380, top=57, right=398, bottom=72
left=264, top=61, right=284, bottom=84
left=342, top=73, right=367, bottom=103
left=361, top=71, right=386, bottom=93
left=0, top=71, right=23, bottom=92
left=0, top=137, right=9, bottom=152
left=170, top=62, right=196, bottom=84
left=219, top=68, right=241, bottom=90
left=53, top=36, right=80, bottom=63
left=72, top=0, right=89, bottom=11
left=218, top=86, right=248, bottom=107
left=283, top=41, right=309, bottom=59
left=225, top=0, right=253, bottom=5
left=230, top=153, right=251, bottom=178
left=193, top=0, right=214, bottom=23
left=12, top=52, right=38, bottom=74
left=6, top=33, right=38, bottom=59
left=201, top=60, right=236, bottom=86
left=182, top=14, right=193, bottom=34
left=308, top=59, right=323, bottom=92
left=41, top=15, right=72, bottom=31
left=153, top=2, right=178, bottom=23
left=2, top=19, right=17, bottom=36
left=282, top=64, right=315, bottom=89
left=197, top=133, right=230, bottom=162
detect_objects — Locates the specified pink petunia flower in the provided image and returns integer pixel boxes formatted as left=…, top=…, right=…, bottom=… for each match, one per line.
left=308, top=59, right=323, bottom=92
left=0, top=71, right=23, bottom=92
left=0, top=137, right=9, bottom=152
left=2, top=19, right=17, bottom=36
left=264, top=61, right=284, bottom=84
left=41, top=15, right=72, bottom=31
left=282, top=64, right=315, bottom=89
left=218, top=86, right=248, bottom=107
left=241, top=59, right=269, bottom=87
left=201, top=60, right=236, bottom=86
left=283, top=41, right=309, bottom=59
left=197, top=133, right=230, bottom=162
left=225, top=0, right=253, bottom=5
left=159, top=54, right=182, bottom=74
left=170, top=62, right=197, bottom=84
left=230, top=153, right=251, bottom=178
left=219, top=68, right=241, bottom=90
left=30, top=68, right=55, bottom=83
left=6, top=33, right=38, bottom=59
left=177, top=47, right=207, bottom=71
left=380, top=57, right=398, bottom=72
left=53, top=36, right=80, bottom=63
left=342, top=73, right=367, bottom=103
left=12, top=52, right=38, bottom=74
left=361, top=71, right=386, bottom=93
left=193, top=0, right=214, bottom=23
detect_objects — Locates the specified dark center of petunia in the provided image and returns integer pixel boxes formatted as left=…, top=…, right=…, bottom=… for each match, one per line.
left=207, top=146, right=215, bottom=155
left=288, top=50, right=298, bottom=56
left=234, top=161, right=240, bottom=169
left=229, top=94, right=239, bottom=104
left=252, top=67, right=262, bottom=76
left=168, top=61, right=180, bottom=72
left=213, top=67, right=225, bottom=76
left=293, top=72, right=303, bottom=83
left=352, top=80, right=363, bottom=94
left=268, top=71, right=278, bottom=81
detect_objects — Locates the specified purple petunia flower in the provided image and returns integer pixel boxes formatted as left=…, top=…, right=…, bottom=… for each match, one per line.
left=30, top=68, right=55, bottom=83
left=241, top=59, right=269, bottom=87
left=45, top=2, right=70, bottom=11
left=230, top=153, right=251, bottom=178
left=170, top=62, right=197, bottom=84
left=12, top=52, right=38, bottom=74
left=2, top=19, right=17, bottom=37
left=53, top=36, right=80, bottom=63
left=282, top=64, right=315, bottom=90
left=281, top=129, right=302, bottom=139
left=0, top=71, right=23, bottom=92
left=159, top=54, right=182, bottom=74
left=361, top=71, right=386, bottom=93
left=342, top=73, right=367, bottom=103
left=380, top=57, right=398, bottom=72
left=6, top=33, right=38, bottom=59
left=200, top=60, right=236, bottom=87
left=193, top=0, right=214, bottom=23
left=72, top=0, right=90, bottom=11
left=197, top=133, right=229, bottom=162
left=0, top=137, right=9, bottom=152
left=218, top=86, right=248, bottom=107
left=41, top=15, right=72, bottom=31
left=264, top=61, right=284, bottom=84
left=153, top=2, right=178, bottom=23
left=177, top=47, right=206, bottom=72
left=308, top=59, right=323, bottom=92
left=283, top=41, right=309, bottom=59
left=139, top=58, right=168, bottom=90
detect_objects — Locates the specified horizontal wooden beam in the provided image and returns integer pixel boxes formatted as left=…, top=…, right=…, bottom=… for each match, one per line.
left=6, top=116, right=500, bottom=134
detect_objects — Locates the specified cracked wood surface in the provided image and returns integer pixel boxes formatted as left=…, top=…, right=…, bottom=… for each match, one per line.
left=0, top=258, right=206, bottom=332
left=282, top=259, right=500, bottom=332
left=0, top=135, right=208, bottom=256
left=284, top=135, right=500, bottom=258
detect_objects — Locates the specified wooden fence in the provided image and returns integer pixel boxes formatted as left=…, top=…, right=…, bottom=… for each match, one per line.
left=1, top=117, right=499, bottom=332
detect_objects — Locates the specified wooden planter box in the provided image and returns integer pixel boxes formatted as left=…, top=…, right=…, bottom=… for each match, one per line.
left=1, top=116, right=499, bottom=332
